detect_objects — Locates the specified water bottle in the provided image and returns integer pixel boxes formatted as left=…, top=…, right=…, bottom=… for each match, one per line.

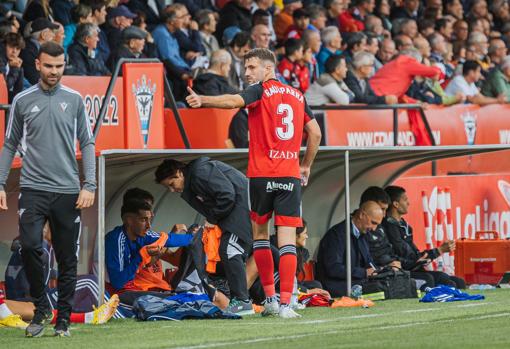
left=351, top=284, right=363, bottom=299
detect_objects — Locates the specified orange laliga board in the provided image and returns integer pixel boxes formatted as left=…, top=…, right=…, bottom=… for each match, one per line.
left=393, top=174, right=510, bottom=251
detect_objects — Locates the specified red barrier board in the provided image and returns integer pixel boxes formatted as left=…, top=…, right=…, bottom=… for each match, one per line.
left=0, top=75, right=6, bottom=147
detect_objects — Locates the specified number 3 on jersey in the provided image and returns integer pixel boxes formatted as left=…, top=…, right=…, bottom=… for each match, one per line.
left=276, top=103, right=295, bottom=140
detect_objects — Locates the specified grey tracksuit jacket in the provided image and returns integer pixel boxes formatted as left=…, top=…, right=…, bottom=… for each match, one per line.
left=0, top=83, right=96, bottom=193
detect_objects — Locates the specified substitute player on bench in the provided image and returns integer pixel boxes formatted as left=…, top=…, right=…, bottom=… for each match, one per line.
left=186, top=48, right=321, bottom=318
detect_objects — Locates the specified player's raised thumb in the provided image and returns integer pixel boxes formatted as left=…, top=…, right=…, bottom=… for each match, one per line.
left=187, top=86, right=196, bottom=95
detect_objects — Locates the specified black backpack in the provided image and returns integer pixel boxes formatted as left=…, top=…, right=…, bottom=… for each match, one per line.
left=362, top=267, right=418, bottom=299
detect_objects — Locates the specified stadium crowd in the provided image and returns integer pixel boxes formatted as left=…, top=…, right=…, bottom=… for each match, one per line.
left=1, top=0, right=510, bottom=106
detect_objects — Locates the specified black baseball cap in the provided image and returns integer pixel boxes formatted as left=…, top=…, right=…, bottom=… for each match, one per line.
left=31, top=18, right=59, bottom=34
left=122, top=26, right=147, bottom=42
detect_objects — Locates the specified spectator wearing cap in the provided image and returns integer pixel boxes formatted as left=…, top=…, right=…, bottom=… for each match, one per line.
left=305, top=54, right=353, bottom=106
left=251, top=0, right=276, bottom=42
left=50, top=0, right=74, bottom=26
left=346, top=51, right=396, bottom=104
left=125, top=0, right=161, bottom=32
left=68, top=22, right=111, bottom=76
left=107, top=26, right=148, bottom=72
left=391, top=0, right=419, bottom=21
left=63, top=3, right=93, bottom=52
left=339, top=0, right=375, bottom=33
left=103, top=5, right=137, bottom=54
left=285, top=8, right=311, bottom=40
left=81, top=0, right=109, bottom=62
left=20, top=18, right=59, bottom=84
left=0, top=32, right=25, bottom=102
left=251, top=24, right=271, bottom=49
left=23, top=0, right=53, bottom=23
left=216, top=0, right=253, bottom=43
left=317, top=26, right=342, bottom=74
left=173, top=8, right=206, bottom=66
left=152, top=3, right=192, bottom=101
left=226, top=31, right=252, bottom=90
left=275, top=0, right=302, bottom=42
left=196, top=10, right=219, bottom=60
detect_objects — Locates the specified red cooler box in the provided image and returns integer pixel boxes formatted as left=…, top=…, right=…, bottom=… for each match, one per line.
left=455, top=231, right=510, bottom=285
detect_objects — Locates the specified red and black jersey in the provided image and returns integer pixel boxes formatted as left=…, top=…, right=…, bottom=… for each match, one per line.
left=239, top=79, right=314, bottom=179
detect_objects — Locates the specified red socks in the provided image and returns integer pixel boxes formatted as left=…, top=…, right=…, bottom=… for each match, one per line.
left=279, top=245, right=297, bottom=305
left=253, top=240, right=276, bottom=297
left=51, top=310, right=85, bottom=324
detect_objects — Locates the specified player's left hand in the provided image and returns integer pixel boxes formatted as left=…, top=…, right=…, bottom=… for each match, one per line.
left=300, top=166, right=310, bottom=186
left=186, top=87, right=202, bottom=108
left=76, top=189, right=95, bottom=209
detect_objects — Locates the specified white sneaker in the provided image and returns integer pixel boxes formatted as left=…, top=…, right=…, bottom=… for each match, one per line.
left=278, top=304, right=302, bottom=319
left=261, top=296, right=279, bottom=317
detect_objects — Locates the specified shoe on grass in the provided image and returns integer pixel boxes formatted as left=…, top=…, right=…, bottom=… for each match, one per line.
left=54, top=319, right=71, bottom=337
left=278, top=304, right=302, bottom=319
left=25, top=309, right=54, bottom=338
left=261, top=296, right=279, bottom=317
left=226, top=298, right=255, bottom=316
left=92, top=294, right=119, bottom=325
left=0, top=314, right=29, bottom=329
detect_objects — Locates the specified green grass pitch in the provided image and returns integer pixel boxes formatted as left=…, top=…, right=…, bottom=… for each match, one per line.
left=1, top=289, right=509, bottom=349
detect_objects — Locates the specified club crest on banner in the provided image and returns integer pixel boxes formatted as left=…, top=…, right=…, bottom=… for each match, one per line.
left=132, top=75, right=156, bottom=147
left=460, top=112, right=477, bottom=145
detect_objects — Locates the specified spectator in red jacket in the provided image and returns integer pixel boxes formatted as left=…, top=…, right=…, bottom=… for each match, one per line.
left=369, top=48, right=441, bottom=145
left=278, top=38, right=310, bottom=93
left=339, top=0, right=375, bottom=33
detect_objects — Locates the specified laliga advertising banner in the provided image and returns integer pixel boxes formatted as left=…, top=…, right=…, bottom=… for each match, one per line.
left=393, top=174, right=510, bottom=251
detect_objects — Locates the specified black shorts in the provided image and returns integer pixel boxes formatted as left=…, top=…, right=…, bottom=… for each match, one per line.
left=248, top=177, right=302, bottom=227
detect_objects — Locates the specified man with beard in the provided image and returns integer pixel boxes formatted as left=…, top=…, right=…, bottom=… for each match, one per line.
left=0, top=42, right=96, bottom=338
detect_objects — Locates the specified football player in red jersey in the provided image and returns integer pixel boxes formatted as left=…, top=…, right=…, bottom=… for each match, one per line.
left=187, top=48, right=321, bottom=318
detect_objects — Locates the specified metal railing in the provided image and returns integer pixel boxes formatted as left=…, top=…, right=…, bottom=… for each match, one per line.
left=310, top=103, right=436, bottom=146
left=93, top=58, right=190, bottom=148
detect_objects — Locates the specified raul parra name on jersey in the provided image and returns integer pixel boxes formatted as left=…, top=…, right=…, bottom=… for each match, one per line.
left=264, top=85, right=304, bottom=102
left=269, top=150, right=299, bottom=159
left=266, top=181, right=295, bottom=192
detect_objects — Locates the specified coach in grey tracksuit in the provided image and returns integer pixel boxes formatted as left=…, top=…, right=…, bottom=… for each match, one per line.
left=0, top=42, right=95, bottom=333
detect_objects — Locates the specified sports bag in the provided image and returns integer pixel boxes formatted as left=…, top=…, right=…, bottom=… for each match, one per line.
left=363, top=267, right=418, bottom=299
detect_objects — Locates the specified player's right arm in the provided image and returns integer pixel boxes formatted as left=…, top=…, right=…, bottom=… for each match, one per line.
left=186, top=87, right=246, bottom=109
left=0, top=101, right=24, bottom=210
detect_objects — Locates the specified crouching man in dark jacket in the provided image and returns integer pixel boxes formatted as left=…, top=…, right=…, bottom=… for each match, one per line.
left=316, top=201, right=384, bottom=297
left=155, top=157, right=254, bottom=315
